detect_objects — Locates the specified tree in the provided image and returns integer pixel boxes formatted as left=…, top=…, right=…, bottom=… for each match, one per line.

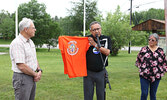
left=132, top=8, right=165, bottom=25
left=102, top=6, right=132, bottom=56
left=0, top=10, right=14, bottom=39
left=61, top=0, right=99, bottom=36
left=131, top=31, right=148, bottom=46
left=18, top=0, right=61, bottom=49
left=46, top=20, right=61, bottom=51
left=58, top=16, right=73, bottom=35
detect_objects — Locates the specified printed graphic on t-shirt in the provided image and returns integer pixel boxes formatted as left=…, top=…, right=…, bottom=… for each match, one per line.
left=101, top=39, right=108, bottom=48
left=93, top=47, right=99, bottom=54
left=67, top=41, right=79, bottom=55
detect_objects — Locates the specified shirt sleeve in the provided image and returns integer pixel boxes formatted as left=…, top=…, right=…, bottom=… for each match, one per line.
left=11, top=42, right=25, bottom=63
left=135, top=47, right=143, bottom=68
left=161, top=49, right=167, bottom=72
left=107, top=36, right=112, bottom=54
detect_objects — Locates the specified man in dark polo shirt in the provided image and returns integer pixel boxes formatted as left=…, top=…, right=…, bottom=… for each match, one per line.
left=84, top=21, right=112, bottom=100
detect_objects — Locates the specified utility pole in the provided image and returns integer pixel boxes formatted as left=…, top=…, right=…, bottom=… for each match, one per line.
left=15, top=0, right=18, bottom=37
left=128, top=0, right=132, bottom=54
left=165, top=0, right=167, bottom=54
left=83, top=0, right=86, bottom=36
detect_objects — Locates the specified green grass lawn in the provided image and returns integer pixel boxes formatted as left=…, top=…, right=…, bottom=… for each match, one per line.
left=0, top=49, right=167, bottom=100
left=0, top=39, right=12, bottom=44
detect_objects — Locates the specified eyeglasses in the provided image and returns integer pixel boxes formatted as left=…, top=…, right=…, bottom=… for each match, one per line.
left=91, top=28, right=101, bottom=32
left=148, top=39, right=156, bottom=42
left=28, top=27, right=36, bottom=30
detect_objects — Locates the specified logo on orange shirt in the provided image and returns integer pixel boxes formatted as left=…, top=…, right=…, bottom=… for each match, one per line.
left=67, top=41, right=79, bottom=55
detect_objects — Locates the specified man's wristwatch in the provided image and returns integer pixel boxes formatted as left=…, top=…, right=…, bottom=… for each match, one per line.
left=37, top=69, right=43, bottom=72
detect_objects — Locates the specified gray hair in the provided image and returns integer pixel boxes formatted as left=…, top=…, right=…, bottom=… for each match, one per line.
left=89, top=21, right=101, bottom=30
left=149, top=33, right=159, bottom=42
left=19, top=17, right=33, bottom=32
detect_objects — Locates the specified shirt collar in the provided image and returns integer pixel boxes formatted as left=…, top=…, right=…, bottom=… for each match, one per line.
left=90, top=34, right=102, bottom=40
left=18, top=34, right=30, bottom=43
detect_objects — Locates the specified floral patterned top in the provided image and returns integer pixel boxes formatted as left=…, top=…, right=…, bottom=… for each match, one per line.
left=135, top=46, right=167, bottom=82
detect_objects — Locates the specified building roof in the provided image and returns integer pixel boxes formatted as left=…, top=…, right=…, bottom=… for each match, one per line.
left=132, top=19, right=165, bottom=32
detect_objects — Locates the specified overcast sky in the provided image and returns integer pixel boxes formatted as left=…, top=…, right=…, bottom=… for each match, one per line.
left=0, top=0, right=164, bottom=18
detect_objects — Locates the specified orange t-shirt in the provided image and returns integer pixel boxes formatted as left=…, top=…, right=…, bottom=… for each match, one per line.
left=58, top=36, right=90, bottom=78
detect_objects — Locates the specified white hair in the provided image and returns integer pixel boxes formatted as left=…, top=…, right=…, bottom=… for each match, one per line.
left=19, top=17, right=33, bottom=32
left=149, top=33, right=159, bottom=42
left=89, top=21, right=101, bottom=30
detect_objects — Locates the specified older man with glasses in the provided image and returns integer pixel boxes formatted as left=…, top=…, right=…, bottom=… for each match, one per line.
left=84, top=21, right=112, bottom=100
left=10, top=17, right=42, bottom=100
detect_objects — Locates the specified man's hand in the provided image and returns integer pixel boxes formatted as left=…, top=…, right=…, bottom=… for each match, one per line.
left=34, top=71, right=42, bottom=82
left=88, top=37, right=96, bottom=47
